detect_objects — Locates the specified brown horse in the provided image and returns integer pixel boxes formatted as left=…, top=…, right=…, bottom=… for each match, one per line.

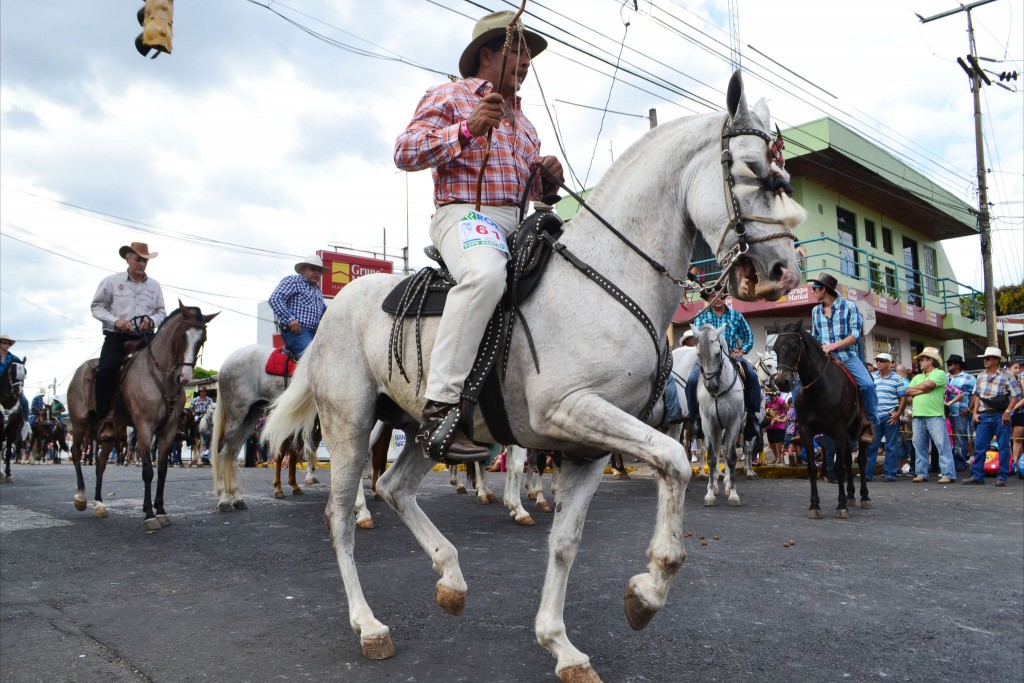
left=66, top=303, right=218, bottom=530
left=0, top=357, right=28, bottom=482
left=28, top=403, right=69, bottom=464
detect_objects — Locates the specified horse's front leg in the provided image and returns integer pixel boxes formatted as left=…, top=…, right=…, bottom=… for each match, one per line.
left=448, top=464, right=466, bottom=494
left=503, top=445, right=534, bottom=526
left=137, top=429, right=162, bottom=531
left=153, top=430, right=173, bottom=526
left=799, top=427, right=822, bottom=519
left=273, top=453, right=285, bottom=498
left=288, top=451, right=303, bottom=496
left=71, top=435, right=87, bottom=510
left=703, top=436, right=718, bottom=506
left=303, top=446, right=319, bottom=485
left=724, top=428, right=742, bottom=506
left=353, top=476, right=374, bottom=529
left=533, top=454, right=553, bottom=513
left=376, top=440, right=467, bottom=617
left=92, top=440, right=114, bottom=518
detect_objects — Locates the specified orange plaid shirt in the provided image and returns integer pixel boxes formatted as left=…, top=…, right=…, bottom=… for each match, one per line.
left=394, top=78, right=546, bottom=208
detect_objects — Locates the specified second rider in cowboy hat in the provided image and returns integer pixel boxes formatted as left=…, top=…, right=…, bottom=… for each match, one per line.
left=91, top=241, right=168, bottom=440
left=268, top=254, right=328, bottom=360
left=394, top=10, right=564, bottom=461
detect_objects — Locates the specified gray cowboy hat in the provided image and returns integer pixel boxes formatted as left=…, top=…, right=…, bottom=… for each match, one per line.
left=459, top=10, right=547, bottom=79
left=119, top=241, right=159, bottom=259
left=294, top=254, right=326, bottom=275
left=810, top=272, right=838, bottom=296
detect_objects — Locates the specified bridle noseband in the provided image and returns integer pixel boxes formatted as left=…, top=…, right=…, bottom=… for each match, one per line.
left=774, top=330, right=831, bottom=390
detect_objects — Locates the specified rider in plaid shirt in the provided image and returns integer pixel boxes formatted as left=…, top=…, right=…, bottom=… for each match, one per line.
left=685, top=288, right=762, bottom=439
left=269, top=255, right=327, bottom=359
left=393, top=11, right=563, bottom=461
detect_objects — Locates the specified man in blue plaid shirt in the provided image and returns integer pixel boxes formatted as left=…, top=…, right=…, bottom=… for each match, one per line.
left=685, top=288, right=762, bottom=439
left=269, top=254, right=327, bottom=359
left=810, top=272, right=877, bottom=442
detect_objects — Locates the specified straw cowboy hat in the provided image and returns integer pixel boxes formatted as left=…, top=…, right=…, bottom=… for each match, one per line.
left=914, top=347, right=943, bottom=366
left=0, top=333, right=14, bottom=346
left=294, top=254, right=326, bottom=275
left=810, top=272, right=839, bottom=296
left=980, top=346, right=1006, bottom=361
left=458, top=10, right=548, bottom=79
left=118, top=241, right=159, bottom=259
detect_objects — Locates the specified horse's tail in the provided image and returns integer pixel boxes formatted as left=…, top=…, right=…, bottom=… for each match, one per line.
left=263, top=358, right=318, bottom=460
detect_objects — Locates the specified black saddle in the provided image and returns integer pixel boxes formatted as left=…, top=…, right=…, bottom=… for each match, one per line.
left=380, top=210, right=565, bottom=459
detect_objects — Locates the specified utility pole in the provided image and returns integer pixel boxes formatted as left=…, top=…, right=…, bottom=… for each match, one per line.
left=918, top=0, right=998, bottom=344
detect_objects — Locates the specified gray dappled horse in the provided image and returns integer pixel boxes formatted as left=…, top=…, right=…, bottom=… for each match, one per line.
left=696, top=324, right=745, bottom=506
left=67, top=303, right=217, bottom=529
left=263, top=72, right=804, bottom=682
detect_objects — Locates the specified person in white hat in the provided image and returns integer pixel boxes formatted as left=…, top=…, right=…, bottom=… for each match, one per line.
left=905, top=347, right=956, bottom=483
left=268, top=254, right=328, bottom=360
left=91, top=241, right=167, bottom=440
left=29, top=387, right=48, bottom=427
left=678, top=329, right=696, bottom=348
left=0, top=333, right=30, bottom=421
left=867, top=352, right=906, bottom=481
left=393, top=10, right=564, bottom=461
left=964, top=346, right=1023, bottom=486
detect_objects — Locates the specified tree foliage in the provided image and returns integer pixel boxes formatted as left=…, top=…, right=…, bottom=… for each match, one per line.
left=996, top=282, right=1024, bottom=316
left=192, top=366, right=217, bottom=380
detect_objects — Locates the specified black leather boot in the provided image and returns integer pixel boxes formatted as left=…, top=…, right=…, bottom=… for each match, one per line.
left=418, top=400, right=490, bottom=462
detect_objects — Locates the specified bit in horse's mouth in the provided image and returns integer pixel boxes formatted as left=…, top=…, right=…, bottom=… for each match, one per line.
left=734, top=256, right=758, bottom=300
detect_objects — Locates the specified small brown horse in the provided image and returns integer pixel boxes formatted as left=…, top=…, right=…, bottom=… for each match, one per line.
left=0, top=357, right=28, bottom=483
left=67, top=303, right=218, bottom=530
left=772, top=321, right=870, bottom=518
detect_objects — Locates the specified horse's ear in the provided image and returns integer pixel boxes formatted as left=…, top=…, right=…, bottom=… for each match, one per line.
left=178, top=299, right=187, bottom=312
left=726, top=70, right=750, bottom=128
left=715, top=323, right=727, bottom=335
left=203, top=311, right=220, bottom=323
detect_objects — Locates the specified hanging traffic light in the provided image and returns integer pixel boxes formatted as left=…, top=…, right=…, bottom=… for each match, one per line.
left=135, top=0, right=173, bottom=58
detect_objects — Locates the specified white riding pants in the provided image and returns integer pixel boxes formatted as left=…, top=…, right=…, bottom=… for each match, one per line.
left=425, top=203, right=517, bottom=405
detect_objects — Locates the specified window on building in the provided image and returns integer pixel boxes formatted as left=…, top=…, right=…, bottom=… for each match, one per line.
left=903, top=236, right=921, bottom=306
left=881, top=226, right=893, bottom=254
left=690, top=233, right=715, bottom=281
left=923, top=245, right=938, bottom=296
left=873, top=334, right=902, bottom=365
left=869, top=261, right=881, bottom=291
left=864, top=219, right=876, bottom=248
left=837, top=208, right=859, bottom=279
left=884, top=266, right=897, bottom=298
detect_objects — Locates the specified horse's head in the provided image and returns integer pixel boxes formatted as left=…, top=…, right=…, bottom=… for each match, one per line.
left=698, top=71, right=804, bottom=302
left=696, top=323, right=727, bottom=394
left=771, top=321, right=805, bottom=392
left=167, top=301, right=220, bottom=386
left=2, top=358, right=27, bottom=399
left=756, top=351, right=778, bottom=389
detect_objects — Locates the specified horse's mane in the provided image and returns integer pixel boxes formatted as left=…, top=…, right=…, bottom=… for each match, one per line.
left=156, top=306, right=202, bottom=332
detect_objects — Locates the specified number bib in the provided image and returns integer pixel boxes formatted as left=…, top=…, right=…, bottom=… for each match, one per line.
left=458, top=210, right=509, bottom=255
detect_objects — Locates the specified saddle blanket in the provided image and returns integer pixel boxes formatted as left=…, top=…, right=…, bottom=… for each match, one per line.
left=265, top=349, right=296, bottom=377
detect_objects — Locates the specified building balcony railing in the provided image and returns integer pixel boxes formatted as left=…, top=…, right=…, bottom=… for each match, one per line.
left=688, top=236, right=985, bottom=321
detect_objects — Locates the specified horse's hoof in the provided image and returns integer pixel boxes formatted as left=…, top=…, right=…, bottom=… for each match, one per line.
left=232, top=500, right=247, bottom=510
left=143, top=517, right=161, bottom=531
left=535, top=500, right=552, bottom=513
left=4, top=475, right=10, bottom=482
left=746, top=472, right=757, bottom=480
left=274, top=490, right=285, bottom=499
left=558, top=663, right=604, bottom=683
left=361, top=633, right=395, bottom=660
left=74, top=498, right=87, bottom=512
left=94, top=504, right=109, bottom=519
left=356, top=518, right=375, bottom=529
left=835, top=509, right=849, bottom=520
left=156, top=514, right=171, bottom=526
left=307, top=476, right=320, bottom=484
left=807, top=509, right=822, bottom=520
left=373, top=493, right=383, bottom=501
left=860, top=500, right=872, bottom=510
left=291, top=487, right=304, bottom=496
left=727, top=498, right=742, bottom=507
left=485, top=492, right=497, bottom=504
left=217, top=501, right=232, bottom=513
left=703, top=497, right=716, bottom=507
left=515, top=514, right=535, bottom=526
left=434, top=584, right=466, bottom=616
left=623, top=581, right=657, bottom=631
left=455, top=485, right=467, bottom=494
left=527, top=491, right=537, bottom=501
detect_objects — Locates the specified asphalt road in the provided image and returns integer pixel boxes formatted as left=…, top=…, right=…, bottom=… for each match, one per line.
left=1, top=462, right=1022, bottom=683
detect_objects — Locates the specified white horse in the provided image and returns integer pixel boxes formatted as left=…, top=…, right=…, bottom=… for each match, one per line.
left=696, top=324, right=746, bottom=506
left=209, top=344, right=371, bottom=528
left=263, top=71, right=802, bottom=682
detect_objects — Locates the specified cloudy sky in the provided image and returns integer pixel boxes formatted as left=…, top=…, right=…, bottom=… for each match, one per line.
left=1, top=0, right=1021, bottom=397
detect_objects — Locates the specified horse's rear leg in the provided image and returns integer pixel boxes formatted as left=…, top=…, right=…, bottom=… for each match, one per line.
left=323, top=435, right=395, bottom=660
left=472, top=462, right=496, bottom=505
left=353, top=476, right=374, bottom=529
left=377, top=441, right=468, bottom=618
left=535, top=458, right=608, bottom=682
left=93, top=441, right=114, bottom=519
left=834, top=438, right=850, bottom=519
left=503, top=445, right=534, bottom=525
left=303, top=447, right=319, bottom=486
left=71, top=438, right=87, bottom=509
left=272, top=453, right=286, bottom=498
left=857, top=440, right=872, bottom=509
left=288, top=451, right=303, bottom=496
left=448, top=464, right=467, bottom=494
